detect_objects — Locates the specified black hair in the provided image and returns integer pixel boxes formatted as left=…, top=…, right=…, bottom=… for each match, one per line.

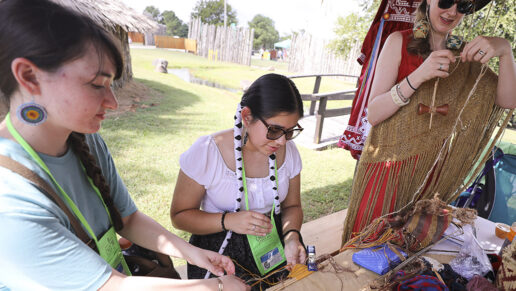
left=241, top=73, right=303, bottom=120
left=0, top=0, right=124, bottom=231
left=0, top=0, right=124, bottom=102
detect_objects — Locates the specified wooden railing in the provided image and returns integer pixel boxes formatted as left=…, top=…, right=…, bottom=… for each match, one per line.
left=288, top=74, right=359, bottom=144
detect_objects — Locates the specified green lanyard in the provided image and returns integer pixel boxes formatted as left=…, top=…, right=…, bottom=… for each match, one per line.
left=5, top=113, right=112, bottom=242
left=5, top=113, right=130, bottom=274
left=5, top=113, right=135, bottom=276
left=242, top=158, right=286, bottom=275
left=242, top=159, right=279, bottom=216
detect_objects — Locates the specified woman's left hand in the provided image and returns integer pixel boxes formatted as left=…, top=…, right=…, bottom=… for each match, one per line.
left=461, top=36, right=512, bottom=64
left=283, top=235, right=307, bottom=270
left=186, top=247, right=236, bottom=276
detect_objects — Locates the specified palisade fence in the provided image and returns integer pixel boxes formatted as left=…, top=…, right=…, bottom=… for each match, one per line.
left=288, top=33, right=362, bottom=83
left=188, top=18, right=254, bottom=66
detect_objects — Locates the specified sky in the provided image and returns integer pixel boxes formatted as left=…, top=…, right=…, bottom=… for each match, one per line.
left=120, top=0, right=363, bottom=39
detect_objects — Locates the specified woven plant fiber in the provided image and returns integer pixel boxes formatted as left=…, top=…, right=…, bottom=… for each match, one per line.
left=343, top=61, right=505, bottom=242
left=497, top=239, right=516, bottom=290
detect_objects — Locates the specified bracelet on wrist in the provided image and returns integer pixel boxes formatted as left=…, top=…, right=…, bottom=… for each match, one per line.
left=221, top=211, right=228, bottom=232
left=216, top=277, right=224, bottom=291
left=390, top=84, right=409, bottom=107
left=283, top=229, right=301, bottom=240
left=406, top=76, right=417, bottom=91
left=396, top=84, right=409, bottom=103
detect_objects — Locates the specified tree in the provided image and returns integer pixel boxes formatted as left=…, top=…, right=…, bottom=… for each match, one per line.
left=329, top=0, right=514, bottom=73
left=248, top=14, right=279, bottom=50
left=329, top=0, right=381, bottom=56
left=191, top=0, right=238, bottom=26
left=144, top=5, right=162, bottom=23
left=162, top=10, right=188, bottom=37
left=455, top=0, right=515, bottom=73
left=143, top=7, right=188, bottom=38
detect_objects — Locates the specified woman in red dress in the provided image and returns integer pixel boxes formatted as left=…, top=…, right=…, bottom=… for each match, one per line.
left=343, top=0, right=516, bottom=242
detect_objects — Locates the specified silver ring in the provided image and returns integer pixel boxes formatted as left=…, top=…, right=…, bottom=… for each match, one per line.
left=478, top=49, right=486, bottom=56
left=251, top=225, right=256, bottom=231
left=439, top=63, right=444, bottom=71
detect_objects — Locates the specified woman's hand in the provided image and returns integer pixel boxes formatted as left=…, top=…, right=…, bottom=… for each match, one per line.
left=411, top=49, right=456, bottom=85
left=218, top=275, right=251, bottom=291
left=461, top=36, right=512, bottom=64
left=185, top=247, right=236, bottom=277
left=225, top=210, right=273, bottom=236
left=283, top=233, right=306, bottom=270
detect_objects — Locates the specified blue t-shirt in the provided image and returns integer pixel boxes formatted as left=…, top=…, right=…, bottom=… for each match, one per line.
left=0, top=133, right=137, bottom=290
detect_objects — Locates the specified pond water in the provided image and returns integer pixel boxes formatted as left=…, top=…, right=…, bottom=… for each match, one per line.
left=168, top=68, right=239, bottom=93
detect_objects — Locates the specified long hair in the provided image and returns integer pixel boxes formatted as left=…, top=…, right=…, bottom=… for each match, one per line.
left=241, top=73, right=303, bottom=120
left=407, top=0, right=432, bottom=58
left=0, top=0, right=124, bottom=231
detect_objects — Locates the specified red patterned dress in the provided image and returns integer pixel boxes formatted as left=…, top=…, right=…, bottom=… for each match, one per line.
left=338, top=0, right=421, bottom=160
left=352, top=29, right=424, bottom=234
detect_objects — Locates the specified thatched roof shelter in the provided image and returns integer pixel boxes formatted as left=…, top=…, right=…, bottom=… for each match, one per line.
left=51, top=0, right=156, bottom=33
left=51, top=0, right=158, bottom=88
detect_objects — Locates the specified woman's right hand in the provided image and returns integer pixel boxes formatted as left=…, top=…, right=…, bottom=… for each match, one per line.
left=225, top=210, right=273, bottom=236
left=412, top=49, right=457, bottom=85
left=218, top=275, right=251, bottom=291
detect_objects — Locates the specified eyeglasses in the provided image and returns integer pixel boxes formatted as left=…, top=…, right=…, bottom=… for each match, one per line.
left=438, top=0, right=474, bottom=14
left=259, top=118, right=303, bottom=140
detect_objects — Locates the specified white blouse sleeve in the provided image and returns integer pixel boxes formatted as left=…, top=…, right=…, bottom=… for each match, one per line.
left=179, top=135, right=220, bottom=188
left=286, top=141, right=302, bottom=179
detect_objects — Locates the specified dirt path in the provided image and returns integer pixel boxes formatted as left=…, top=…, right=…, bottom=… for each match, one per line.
left=108, top=80, right=161, bottom=118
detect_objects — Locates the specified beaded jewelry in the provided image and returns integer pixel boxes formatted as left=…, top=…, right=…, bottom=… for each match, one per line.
left=16, top=99, right=47, bottom=126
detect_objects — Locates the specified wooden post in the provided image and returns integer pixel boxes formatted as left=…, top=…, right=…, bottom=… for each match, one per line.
left=309, top=76, right=322, bottom=115
left=314, top=96, right=328, bottom=144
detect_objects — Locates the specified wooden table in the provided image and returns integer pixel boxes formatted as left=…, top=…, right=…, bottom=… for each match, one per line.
left=269, top=215, right=505, bottom=290
left=268, top=250, right=455, bottom=291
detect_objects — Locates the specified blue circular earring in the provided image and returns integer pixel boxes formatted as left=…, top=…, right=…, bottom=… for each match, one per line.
left=16, top=101, right=47, bottom=125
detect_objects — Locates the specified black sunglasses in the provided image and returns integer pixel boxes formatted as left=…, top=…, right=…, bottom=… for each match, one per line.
left=438, top=0, right=474, bottom=14
left=259, top=118, right=303, bottom=140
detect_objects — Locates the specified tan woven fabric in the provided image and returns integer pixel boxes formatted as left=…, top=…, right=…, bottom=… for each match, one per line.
left=342, top=61, right=505, bottom=243
left=496, top=239, right=516, bottom=290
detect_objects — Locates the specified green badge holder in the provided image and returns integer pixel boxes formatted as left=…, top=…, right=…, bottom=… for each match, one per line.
left=242, top=161, right=286, bottom=275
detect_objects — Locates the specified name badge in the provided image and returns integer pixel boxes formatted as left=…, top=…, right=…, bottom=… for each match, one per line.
left=98, top=227, right=131, bottom=275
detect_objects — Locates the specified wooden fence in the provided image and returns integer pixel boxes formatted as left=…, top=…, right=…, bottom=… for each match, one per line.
left=188, top=18, right=254, bottom=66
left=128, top=31, right=144, bottom=43
left=150, top=36, right=197, bottom=53
left=288, top=33, right=362, bottom=83
left=155, top=36, right=185, bottom=49
left=185, top=39, right=197, bottom=53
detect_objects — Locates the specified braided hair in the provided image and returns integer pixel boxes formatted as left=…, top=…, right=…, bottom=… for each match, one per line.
left=68, top=132, right=124, bottom=231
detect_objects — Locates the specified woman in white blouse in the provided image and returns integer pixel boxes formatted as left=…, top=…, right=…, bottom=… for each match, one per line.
left=171, top=74, right=306, bottom=289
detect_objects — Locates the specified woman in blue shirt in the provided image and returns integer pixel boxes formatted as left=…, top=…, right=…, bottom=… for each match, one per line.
left=0, top=0, right=248, bottom=290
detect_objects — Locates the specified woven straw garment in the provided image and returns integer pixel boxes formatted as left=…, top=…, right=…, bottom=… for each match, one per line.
left=343, top=60, right=505, bottom=242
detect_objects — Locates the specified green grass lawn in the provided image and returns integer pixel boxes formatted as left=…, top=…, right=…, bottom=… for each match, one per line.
left=134, top=48, right=356, bottom=109
left=101, top=48, right=356, bottom=249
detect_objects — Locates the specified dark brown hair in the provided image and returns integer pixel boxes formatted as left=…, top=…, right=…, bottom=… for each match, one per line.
left=0, top=0, right=124, bottom=231
left=241, top=73, right=303, bottom=120
left=407, top=0, right=432, bottom=58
